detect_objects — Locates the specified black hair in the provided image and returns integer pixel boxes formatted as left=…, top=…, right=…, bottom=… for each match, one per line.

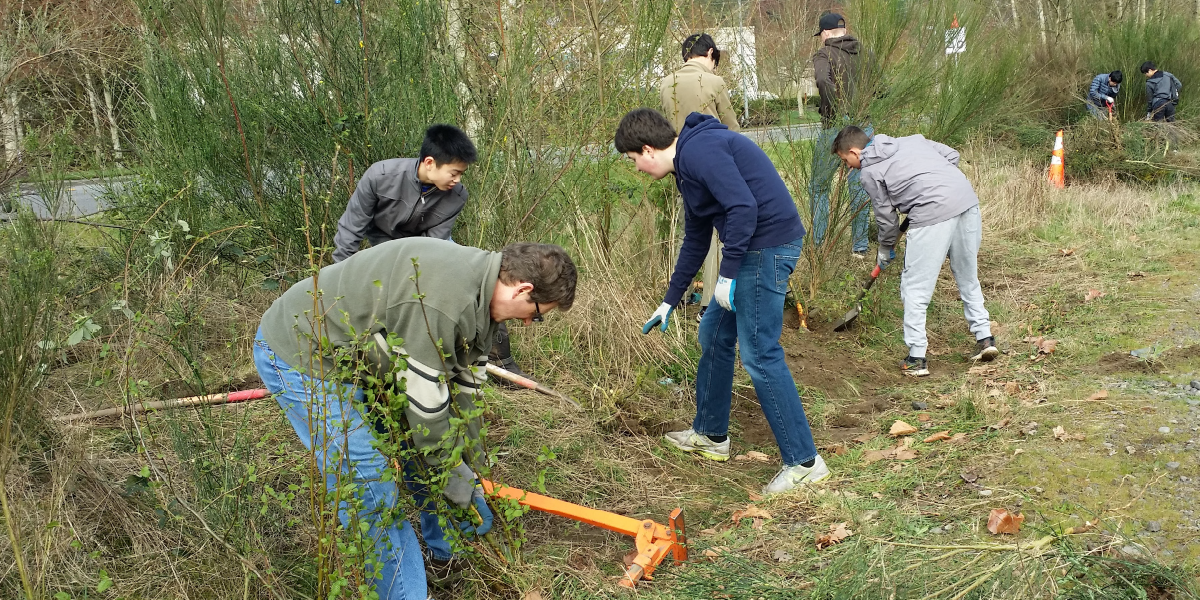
left=1140, top=61, right=1156, bottom=74
left=831, top=125, right=871, bottom=155
left=614, top=108, right=677, bottom=154
left=1109, top=70, right=1123, bottom=84
left=419, top=124, right=477, bottom=165
left=682, top=33, right=721, bottom=67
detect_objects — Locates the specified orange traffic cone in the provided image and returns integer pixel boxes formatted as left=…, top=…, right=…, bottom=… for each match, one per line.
left=1048, top=129, right=1065, bottom=188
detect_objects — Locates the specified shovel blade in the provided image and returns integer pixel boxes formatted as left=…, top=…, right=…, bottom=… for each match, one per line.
left=831, top=303, right=863, bottom=332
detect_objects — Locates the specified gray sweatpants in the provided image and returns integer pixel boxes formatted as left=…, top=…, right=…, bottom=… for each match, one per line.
left=900, top=205, right=991, bottom=358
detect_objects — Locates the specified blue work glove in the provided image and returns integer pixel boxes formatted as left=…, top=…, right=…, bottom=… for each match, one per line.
left=456, top=486, right=493, bottom=536
left=642, top=302, right=673, bottom=334
left=876, top=246, right=896, bottom=270
left=713, top=277, right=736, bottom=312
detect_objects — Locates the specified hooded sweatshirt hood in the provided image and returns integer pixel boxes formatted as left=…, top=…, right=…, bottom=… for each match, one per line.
left=856, top=134, right=978, bottom=248
left=825, top=36, right=860, bottom=54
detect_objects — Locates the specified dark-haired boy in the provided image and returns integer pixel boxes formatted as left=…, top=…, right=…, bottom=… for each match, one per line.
left=331, top=124, right=529, bottom=387
left=831, top=125, right=998, bottom=377
left=615, top=107, right=829, bottom=495
left=255, top=239, right=577, bottom=600
left=1086, top=70, right=1123, bottom=120
left=1139, top=61, right=1182, bottom=122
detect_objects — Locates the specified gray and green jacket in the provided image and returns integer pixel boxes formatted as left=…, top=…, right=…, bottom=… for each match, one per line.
left=261, top=238, right=501, bottom=465
left=332, top=158, right=469, bottom=263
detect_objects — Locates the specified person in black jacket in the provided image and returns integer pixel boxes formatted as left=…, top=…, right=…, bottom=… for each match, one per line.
left=810, top=12, right=874, bottom=258
left=1140, top=61, right=1182, bottom=122
left=331, top=124, right=532, bottom=383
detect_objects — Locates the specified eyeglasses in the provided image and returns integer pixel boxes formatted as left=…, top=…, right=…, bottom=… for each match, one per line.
left=532, top=302, right=544, bottom=323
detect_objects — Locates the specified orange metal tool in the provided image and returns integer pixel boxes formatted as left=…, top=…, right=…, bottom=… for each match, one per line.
left=481, top=479, right=687, bottom=588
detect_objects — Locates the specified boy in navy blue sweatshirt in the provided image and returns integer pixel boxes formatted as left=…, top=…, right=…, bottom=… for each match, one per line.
left=614, top=108, right=829, bottom=494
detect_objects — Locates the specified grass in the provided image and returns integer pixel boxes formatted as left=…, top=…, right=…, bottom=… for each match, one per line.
left=6, top=141, right=1200, bottom=598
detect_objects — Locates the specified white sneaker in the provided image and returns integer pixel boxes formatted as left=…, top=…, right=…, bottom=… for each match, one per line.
left=763, top=456, right=831, bottom=494
left=664, top=428, right=731, bottom=462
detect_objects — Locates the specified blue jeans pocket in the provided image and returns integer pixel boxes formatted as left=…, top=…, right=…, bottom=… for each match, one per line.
left=775, top=252, right=800, bottom=289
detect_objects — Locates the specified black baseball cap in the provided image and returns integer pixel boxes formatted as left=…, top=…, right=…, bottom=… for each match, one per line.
left=814, top=12, right=847, bottom=36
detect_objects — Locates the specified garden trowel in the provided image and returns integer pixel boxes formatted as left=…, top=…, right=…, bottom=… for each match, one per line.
left=831, top=217, right=909, bottom=332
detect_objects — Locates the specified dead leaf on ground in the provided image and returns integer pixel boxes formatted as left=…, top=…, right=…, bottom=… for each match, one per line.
left=852, top=433, right=878, bottom=444
left=731, top=506, right=772, bottom=524
left=751, top=518, right=765, bottom=530
left=699, top=528, right=719, bottom=536
left=863, top=450, right=888, bottom=463
left=1087, top=390, right=1109, bottom=401
left=1128, top=271, right=1147, bottom=278
left=1058, top=248, right=1075, bottom=256
left=773, top=549, right=794, bottom=563
left=621, top=551, right=639, bottom=568
left=988, top=417, right=1012, bottom=431
left=987, top=509, right=1025, bottom=535
left=1052, top=425, right=1086, bottom=441
left=968, top=365, right=997, bottom=376
left=890, top=420, right=919, bottom=436
left=823, top=443, right=848, bottom=456
left=960, top=471, right=978, bottom=483
left=524, top=592, right=545, bottom=600
left=947, top=433, right=968, bottom=444
left=815, top=522, right=853, bottom=550
left=894, top=448, right=918, bottom=460
left=734, top=451, right=772, bottom=462
left=1004, top=381, right=1020, bottom=395
left=917, top=413, right=932, bottom=422
left=748, top=491, right=763, bottom=502
left=702, top=546, right=730, bottom=560
left=1023, top=336, right=1059, bottom=354
left=1084, top=289, right=1106, bottom=302
left=924, top=430, right=952, bottom=443
left=1021, top=397, right=1048, bottom=408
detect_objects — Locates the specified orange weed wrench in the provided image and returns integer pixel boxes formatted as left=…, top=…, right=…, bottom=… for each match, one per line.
left=480, top=479, right=687, bottom=588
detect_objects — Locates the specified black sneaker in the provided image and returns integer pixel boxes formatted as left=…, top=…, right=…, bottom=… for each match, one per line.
left=971, top=337, right=1000, bottom=362
left=900, top=356, right=930, bottom=377
left=696, top=305, right=708, bottom=323
left=425, top=554, right=465, bottom=585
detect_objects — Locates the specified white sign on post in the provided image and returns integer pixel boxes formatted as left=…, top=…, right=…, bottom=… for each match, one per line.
left=945, top=26, right=966, bottom=55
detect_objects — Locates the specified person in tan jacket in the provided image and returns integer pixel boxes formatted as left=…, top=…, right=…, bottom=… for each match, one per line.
left=659, top=33, right=740, bottom=319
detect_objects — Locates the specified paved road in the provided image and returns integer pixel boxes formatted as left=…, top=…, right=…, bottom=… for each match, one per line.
left=2, top=178, right=121, bottom=220
left=4, top=123, right=820, bottom=219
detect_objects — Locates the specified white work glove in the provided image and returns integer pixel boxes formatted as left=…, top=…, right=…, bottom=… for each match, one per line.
left=1105, top=96, right=1114, bottom=104
left=444, top=462, right=477, bottom=508
left=877, top=246, right=895, bottom=270
left=713, top=277, right=736, bottom=312
left=642, top=302, right=673, bottom=334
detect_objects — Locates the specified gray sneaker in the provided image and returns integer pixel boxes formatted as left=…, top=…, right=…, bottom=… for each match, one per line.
left=664, top=428, right=730, bottom=462
left=971, top=337, right=999, bottom=362
left=763, top=456, right=831, bottom=495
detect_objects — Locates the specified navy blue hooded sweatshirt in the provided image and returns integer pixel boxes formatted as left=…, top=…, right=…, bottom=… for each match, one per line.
left=663, top=113, right=806, bottom=308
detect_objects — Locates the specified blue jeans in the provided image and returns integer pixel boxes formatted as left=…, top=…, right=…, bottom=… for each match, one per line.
left=693, top=239, right=819, bottom=467
left=810, top=124, right=872, bottom=253
left=253, top=329, right=429, bottom=600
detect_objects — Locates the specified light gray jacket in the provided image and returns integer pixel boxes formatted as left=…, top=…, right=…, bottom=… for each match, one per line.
left=857, top=134, right=979, bottom=248
left=332, top=158, right=468, bottom=263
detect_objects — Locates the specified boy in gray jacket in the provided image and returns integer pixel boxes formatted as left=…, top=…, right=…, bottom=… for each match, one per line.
left=832, top=126, right=998, bottom=376
left=331, top=124, right=531, bottom=382
left=1139, top=61, right=1182, bottom=122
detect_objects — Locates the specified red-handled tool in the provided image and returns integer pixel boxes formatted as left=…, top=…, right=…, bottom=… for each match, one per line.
left=831, top=217, right=910, bottom=332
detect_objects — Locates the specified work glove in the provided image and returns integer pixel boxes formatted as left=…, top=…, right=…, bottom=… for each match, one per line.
left=877, top=246, right=896, bottom=270
left=642, top=302, right=673, bottom=334
left=1105, top=96, right=1114, bottom=104
left=443, top=462, right=476, bottom=508
left=455, top=486, right=494, bottom=536
left=713, top=277, right=736, bottom=312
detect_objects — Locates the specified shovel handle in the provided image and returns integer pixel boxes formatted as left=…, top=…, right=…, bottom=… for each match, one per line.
left=870, top=265, right=881, bottom=279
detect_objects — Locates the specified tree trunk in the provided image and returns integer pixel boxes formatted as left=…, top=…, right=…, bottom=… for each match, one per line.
left=1139, top=0, right=1147, bottom=24
left=1037, top=0, right=1048, bottom=45
left=1117, top=0, right=1124, bottom=19
left=1010, top=0, right=1021, bottom=27
left=447, top=0, right=481, bottom=137
left=101, top=70, right=123, bottom=159
left=2, top=95, right=18, bottom=163
left=84, top=72, right=105, bottom=161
